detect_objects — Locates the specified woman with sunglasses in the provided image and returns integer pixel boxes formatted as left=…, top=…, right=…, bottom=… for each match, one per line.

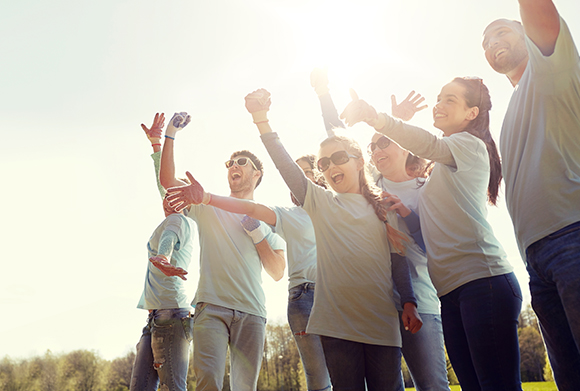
left=311, top=69, right=448, bottom=391
left=165, top=157, right=332, bottom=391
left=244, top=88, right=422, bottom=391
left=341, top=78, right=523, bottom=391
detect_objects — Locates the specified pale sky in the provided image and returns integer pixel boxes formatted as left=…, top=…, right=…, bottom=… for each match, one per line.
left=1, top=0, right=579, bottom=361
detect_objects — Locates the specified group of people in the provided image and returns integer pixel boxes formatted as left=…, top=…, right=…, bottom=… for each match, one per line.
left=128, top=0, right=580, bottom=390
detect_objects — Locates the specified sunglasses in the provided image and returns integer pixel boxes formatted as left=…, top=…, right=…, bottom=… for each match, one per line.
left=317, top=150, right=359, bottom=172
left=225, top=157, right=258, bottom=170
left=367, top=136, right=391, bottom=155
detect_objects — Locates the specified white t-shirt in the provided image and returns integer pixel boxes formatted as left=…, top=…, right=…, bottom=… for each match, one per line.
left=500, top=17, right=580, bottom=257
left=302, top=180, right=401, bottom=347
left=187, top=204, right=286, bottom=318
left=376, top=176, right=440, bottom=314
left=271, top=206, right=317, bottom=290
left=418, top=132, right=513, bottom=296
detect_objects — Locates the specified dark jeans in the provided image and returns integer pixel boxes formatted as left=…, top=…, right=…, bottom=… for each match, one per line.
left=440, top=273, right=522, bottom=391
left=526, top=220, right=580, bottom=390
left=320, top=336, right=404, bottom=391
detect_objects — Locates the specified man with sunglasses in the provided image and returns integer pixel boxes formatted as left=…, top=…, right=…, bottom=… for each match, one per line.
left=158, top=113, right=286, bottom=391
left=483, top=1, right=580, bottom=388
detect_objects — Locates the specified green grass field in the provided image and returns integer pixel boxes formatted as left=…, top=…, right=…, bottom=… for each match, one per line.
left=405, top=382, right=557, bottom=391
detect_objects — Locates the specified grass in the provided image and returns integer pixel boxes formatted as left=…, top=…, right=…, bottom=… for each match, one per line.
left=405, top=381, right=557, bottom=391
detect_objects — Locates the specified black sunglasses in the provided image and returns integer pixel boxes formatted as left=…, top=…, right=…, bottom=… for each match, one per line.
left=317, top=150, right=359, bottom=172
left=367, top=136, right=391, bottom=155
left=225, top=157, right=258, bottom=170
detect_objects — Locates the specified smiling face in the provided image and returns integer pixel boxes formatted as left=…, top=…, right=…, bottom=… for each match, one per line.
left=318, top=140, right=363, bottom=194
left=227, top=154, right=261, bottom=195
left=369, top=133, right=409, bottom=180
left=483, top=19, right=528, bottom=76
left=433, top=81, right=479, bottom=137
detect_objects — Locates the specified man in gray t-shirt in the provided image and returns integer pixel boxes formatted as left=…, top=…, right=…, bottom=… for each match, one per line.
left=483, top=1, right=580, bottom=388
left=159, top=113, right=286, bottom=391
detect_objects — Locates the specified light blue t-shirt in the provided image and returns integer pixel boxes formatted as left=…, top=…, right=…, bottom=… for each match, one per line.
left=418, top=132, right=513, bottom=296
left=302, top=180, right=401, bottom=347
left=271, top=206, right=317, bottom=290
left=500, top=17, right=580, bottom=257
left=376, top=176, right=440, bottom=314
left=138, top=213, right=196, bottom=310
left=187, top=204, right=286, bottom=318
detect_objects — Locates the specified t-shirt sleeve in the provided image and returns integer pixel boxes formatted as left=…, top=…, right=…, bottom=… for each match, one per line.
left=439, top=133, right=486, bottom=173
left=527, top=17, right=579, bottom=76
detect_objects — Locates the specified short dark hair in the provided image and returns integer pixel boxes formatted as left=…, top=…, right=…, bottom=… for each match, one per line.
left=231, top=150, right=264, bottom=188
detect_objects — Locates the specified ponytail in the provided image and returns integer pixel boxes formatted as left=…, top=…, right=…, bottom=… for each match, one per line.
left=453, top=77, right=502, bottom=205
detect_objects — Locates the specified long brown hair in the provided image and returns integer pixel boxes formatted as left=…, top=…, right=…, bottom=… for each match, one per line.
left=321, top=135, right=409, bottom=254
left=453, top=77, right=502, bottom=205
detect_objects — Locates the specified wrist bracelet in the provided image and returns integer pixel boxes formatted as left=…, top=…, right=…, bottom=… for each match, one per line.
left=151, top=143, right=161, bottom=147
left=165, top=135, right=175, bottom=140
left=254, top=120, right=269, bottom=124
left=202, top=193, right=212, bottom=205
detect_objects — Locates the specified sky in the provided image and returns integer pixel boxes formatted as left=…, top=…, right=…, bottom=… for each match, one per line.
left=1, top=0, right=579, bottom=361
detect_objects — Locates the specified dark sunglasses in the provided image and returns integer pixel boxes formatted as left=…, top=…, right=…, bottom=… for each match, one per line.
left=367, top=136, right=391, bottom=155
left=317, top=150, right=359, bottom=172
left=225, top=157, right=258, bottom=170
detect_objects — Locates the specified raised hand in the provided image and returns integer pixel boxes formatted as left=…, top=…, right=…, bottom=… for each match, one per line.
left=339, top=89, right=379, bottom=127
left=166, top=172, right=206, bottom=212
left=310, top=67, right=329, bottom=96
left=166, top=112, right=191, bottom=138
left=245, top=89, right=271, bottom=114
left=240, top=215, right=266, bottom=244
left=149, top=255, right=188, bottom=280
left=141, top=113, right=165, bottom=144
left=380, top=191, right=411, bottom=218
left=391, top=91, right=427, bottom=122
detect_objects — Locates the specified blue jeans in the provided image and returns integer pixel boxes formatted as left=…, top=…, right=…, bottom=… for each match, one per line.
left=526, top=220, right=580, bottom=390
left=320, top=336, right=404, bottom=391
left=192, top=303, right=266, bottom=391
left=130, top=308, right=193, bottom=391
left=287, top=283, right=331, bottom=391
left=399, top=312, right=449, bottom=391
left=440, top=273, right=522, bottom=391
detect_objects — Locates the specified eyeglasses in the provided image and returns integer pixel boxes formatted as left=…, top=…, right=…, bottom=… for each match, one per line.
left=317, top=150, right=359, bottom=172
left=367, top=136, right=392, bottom=155
left=225, top=157, right=258, bottom=170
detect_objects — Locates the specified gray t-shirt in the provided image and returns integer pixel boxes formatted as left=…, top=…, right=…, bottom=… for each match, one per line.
left=271, top=206, right=317, bottom=290
left=303, top=180, right=402, bottom=347
left=418, top=133, right=513, bottom=296
left=376, top=176, right=440, bottom=314
left=500, top=17, right=580, bottom=256
left=187, top=204, right=285, bottom=318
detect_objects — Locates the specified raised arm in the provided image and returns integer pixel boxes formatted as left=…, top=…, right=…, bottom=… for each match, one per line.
left=310, top=68, right=345, bottom=136
left=519, top=0, right=560, bottom=56
left=341, top=90, right=456, bottom=167
left=159, top=112, right=191, bottom=190
left=142, top=113, right=166, bottom=197
left=244, top=89, right=309, bottom=205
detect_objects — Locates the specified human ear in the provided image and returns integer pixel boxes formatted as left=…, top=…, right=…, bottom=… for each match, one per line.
left=466, top=106, right=480, bottom=121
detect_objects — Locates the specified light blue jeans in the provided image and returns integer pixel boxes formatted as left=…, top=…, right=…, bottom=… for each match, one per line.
left=526, top=220, right=580, bottom=390
left=398, top=312, right=450, bottom=391
left=130, top=308, right=193, bottom=391
left=287, top=283, right=331, bottom=391
left=192, top=303, right=266, bottom=391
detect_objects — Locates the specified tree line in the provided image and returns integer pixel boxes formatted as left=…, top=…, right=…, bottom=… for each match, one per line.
left=0, top=305, right=552, bottom=390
